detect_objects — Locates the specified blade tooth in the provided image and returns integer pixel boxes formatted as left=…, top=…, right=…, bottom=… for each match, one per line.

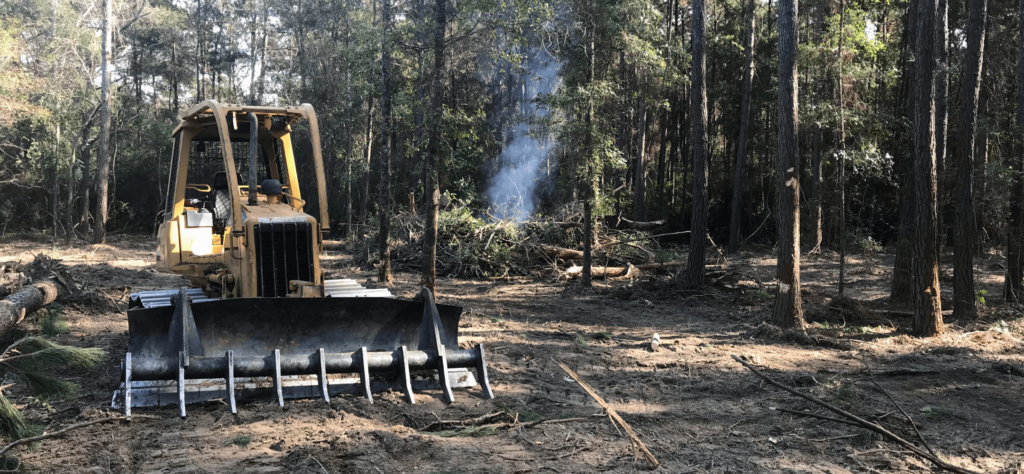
left=274, top=349, right=284, bottom=407
left=475, top=344, right=495, bottom=400
left=124, top=353, right=132, bottom=419
left=437, top=344, right=454, bottom=404
left=178, top=351, right=186, bottom=417
left=360, top=347, right=373, bottom=404
left=400, top=346, right=415, bottom=404
left=227, top=350, right=237, bottom=414
left=318, top=348, right=330, bottom=405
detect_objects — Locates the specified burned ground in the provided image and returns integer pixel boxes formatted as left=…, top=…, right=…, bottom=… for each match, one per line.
left=1, top=235, right=1022, bottom=473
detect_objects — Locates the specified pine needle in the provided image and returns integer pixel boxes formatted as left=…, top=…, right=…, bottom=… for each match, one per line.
left=14, top=372, right=78, bottom=399
left=1, top=337, right=105, bottom=371
left=0, top=395, right=41, bottom=442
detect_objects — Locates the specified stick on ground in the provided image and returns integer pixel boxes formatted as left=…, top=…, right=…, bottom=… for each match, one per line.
left=732, top=355, right=981, bottom=474
left=555, top=359, right=659, bottom=469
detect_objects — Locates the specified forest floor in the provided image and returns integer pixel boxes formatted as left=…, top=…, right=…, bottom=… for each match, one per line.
left=1, top=234, right=1023, bottom=473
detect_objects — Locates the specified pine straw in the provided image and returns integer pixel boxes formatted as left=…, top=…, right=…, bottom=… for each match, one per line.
left=355, top=203, right=668, bottom=278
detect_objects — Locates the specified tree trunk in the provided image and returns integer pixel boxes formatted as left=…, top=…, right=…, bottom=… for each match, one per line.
left=360, top=98, right=375, bottom=226
left=1007, top=0, right=1024, bottom=303
left=633, top=87, right=648, bottom=222
left=93, top=0, right=113, bottom=244
left=837, top=0, right=848, bottom=295
left=686, top=0, right=709, bottom=286
left=422, top=0, right=446, bottom=294
left=655, top=109, right=668, bottom=215
left=377, top=0, right=393, bottom=284
left=343, top=3, right=354, bottom=239
left=810, top=124, right=823, bottom=251
left=953, top=0, right=986, bottom=319
left=892, top=0, right=918, bottom=306
left=77, top=133, right=93, bottom=231
left=728, top=0, right=756, bottom=255
left=911, top=0, right=943, bottom=336
left=583, top=34, right=596, bottom=288
left=0, top=281, right=63, bottom=338
left=773, top=0, right=804, bottom=329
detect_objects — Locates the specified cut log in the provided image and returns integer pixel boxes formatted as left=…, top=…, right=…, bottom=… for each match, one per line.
left=0, top=281, right=64, bottom=336
left=563, top=261, right=685, bottom=280
left=322, top=240, right=349, bottom=251
left=539, top=244, right=584, bottom=260
left=618, top=217, right=668, bottom=230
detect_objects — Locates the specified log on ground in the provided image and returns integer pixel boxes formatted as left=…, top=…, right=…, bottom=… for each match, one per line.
left=0, top=281, right=65, bottom=336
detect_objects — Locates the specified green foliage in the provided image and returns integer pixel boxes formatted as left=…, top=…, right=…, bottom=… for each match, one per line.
left=0, top=394, right=42, bottom=442
left=0, top=336, right=105, bottom=441
left=223, top=435, right=253, bottom=448
left=976, top=289, right=989, bottom=306
left=35, top=305, right=69, bottom=336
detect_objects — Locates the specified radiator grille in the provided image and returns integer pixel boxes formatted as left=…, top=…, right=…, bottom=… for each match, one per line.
left=253, top=218, right=315, bottom=297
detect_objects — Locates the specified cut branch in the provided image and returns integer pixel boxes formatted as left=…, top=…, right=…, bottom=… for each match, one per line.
left=556, top=359, right=659, bottom=469
left=732, top=355, right=982, bottom=474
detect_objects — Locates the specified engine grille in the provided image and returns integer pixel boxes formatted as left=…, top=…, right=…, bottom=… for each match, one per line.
left=253, top=218, right=315, bottom=297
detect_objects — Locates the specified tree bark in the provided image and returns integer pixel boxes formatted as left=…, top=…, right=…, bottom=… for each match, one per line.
left=377, top=0, right=393, bottom=284
left=892, top=0, right=918, bottom=306
left=360, top=98, right=375, bottom=226
left=811, top=124, right=823, bottom=251
left=953, top=0, right=986, bottom=319
left=911, top=0, right=943, bottom=336
left=93, top=0, right=114, bottom=244
left=686, top=0, right=709, bottom=286
left=0, top=281, right=63, bottom=338
left=773, top=0, right=804, bottom=329
left=1007, top=0, right=1024, bottom=303
left=583, top=33, right=596, bottom=288
left=728, top=0, right=756, bottom=255
left=837, top=0, right=848, bottom=295
left=422, top=0, right=445, bottom=294
left=633, top=87, right=648, bottom=222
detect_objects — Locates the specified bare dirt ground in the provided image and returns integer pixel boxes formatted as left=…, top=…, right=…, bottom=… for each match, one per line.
left=1, top=234, right=1024, bottom=473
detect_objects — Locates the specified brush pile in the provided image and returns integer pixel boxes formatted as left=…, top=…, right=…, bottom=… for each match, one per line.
left=354, top=202, right=686, bottom=278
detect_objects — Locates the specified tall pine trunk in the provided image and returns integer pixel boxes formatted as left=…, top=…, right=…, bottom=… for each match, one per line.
left=728, top=0, right=756, bottom=255
left=378, top=0, right=393, bottom=284
left=891, top=0, right=918, bottom=306
left=773, top=0, right=804, bottom=328
left=360, top=98, right=375, bottom=226
left=1007, top=0, right=1024, bottom=303
left=583, top=34, right=596, bottom=287
left=93, top=0, right=113, bottom=244
left=953, top=0, right=986, bottom=319
left=686, top=0, right=709, bottom=286
left=633, top=86, right=648, bottom=222
left=911, top=0, right=943, bottom=336
left=422, top=0, right=446, bottom=294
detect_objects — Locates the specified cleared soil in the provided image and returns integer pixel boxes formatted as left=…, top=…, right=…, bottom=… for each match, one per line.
left=1, top=234, right=1023, bottom=473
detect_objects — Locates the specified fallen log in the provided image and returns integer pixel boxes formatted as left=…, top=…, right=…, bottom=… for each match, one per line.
left=322, top=240, right=349, bottom=251
left=562, top=261, right=686, bottom=279
left=538, top=244, right=585, bottom=260
left=617, top=217, right=668, bottom=230
left=0, top=280, right=66, bottom=337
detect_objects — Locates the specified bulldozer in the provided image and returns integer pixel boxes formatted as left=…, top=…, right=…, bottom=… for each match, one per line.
left=112, top=100, right=493, bottom=417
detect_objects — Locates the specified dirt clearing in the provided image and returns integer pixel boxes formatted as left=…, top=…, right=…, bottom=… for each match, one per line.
left=1, top=235, right=1023, bottom=473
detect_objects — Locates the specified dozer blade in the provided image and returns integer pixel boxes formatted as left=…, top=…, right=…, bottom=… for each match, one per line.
left=113, top=288, right=494, bottom=417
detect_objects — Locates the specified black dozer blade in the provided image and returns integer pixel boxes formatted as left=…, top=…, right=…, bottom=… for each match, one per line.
left=115, top=287, right=494, bottom=417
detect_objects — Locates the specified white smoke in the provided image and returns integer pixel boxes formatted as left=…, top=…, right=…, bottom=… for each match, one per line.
left=486, top=46, right=561, bottom=221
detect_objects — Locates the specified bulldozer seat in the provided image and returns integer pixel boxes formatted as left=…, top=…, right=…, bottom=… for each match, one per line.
left=212, top=172, right=240, bottom=229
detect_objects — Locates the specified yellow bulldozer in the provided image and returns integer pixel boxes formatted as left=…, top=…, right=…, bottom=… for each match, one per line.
left=113, top=100, right=493, bottom=417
